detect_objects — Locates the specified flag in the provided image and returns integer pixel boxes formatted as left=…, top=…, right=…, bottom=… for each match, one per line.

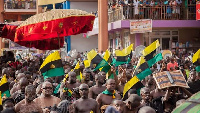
left=142, top=40, right=163, bottom=67
left=84, top=60, right=90, bottom=68
left=133, top=56, right=152, bottom=80
left=40, top=51, right=64, bottom=79
left=74, top=61, right=82, bottom=81
left=196, top=2, right=200, bottom=21
left=0, top=75, right=10, bottom=98
left=87, top=49, right=109, bottom=71
left=192, top=49, right=200, bottom=72
left=114, top=44, right=133, bottom=66
left=100, top=50, right=112, bottom=73
left=122, top=76, right=144, bottom=100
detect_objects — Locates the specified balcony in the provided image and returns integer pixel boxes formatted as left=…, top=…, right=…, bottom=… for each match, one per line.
left=108, top=5, right=196, bottom=23
left=4, top=0, right=36, bottom=12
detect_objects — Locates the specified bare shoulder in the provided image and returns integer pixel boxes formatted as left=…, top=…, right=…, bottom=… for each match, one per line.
left=15, top=99, right=25, bottom=112
left=89, top=98, right=98, bottom=104
left=96, top=93, right=103, bottom=99
left=33, top=96, right=41, bottom=103
left=52, top=95, right=61, bottom=102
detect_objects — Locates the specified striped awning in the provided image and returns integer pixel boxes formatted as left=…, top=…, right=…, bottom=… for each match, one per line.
left=172, top=91, right=200, bottom=113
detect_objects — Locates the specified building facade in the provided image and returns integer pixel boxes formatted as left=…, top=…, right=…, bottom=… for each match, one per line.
left=0, top=0, right=37, bottom=48
left=88, top=0, right=200, bottom=54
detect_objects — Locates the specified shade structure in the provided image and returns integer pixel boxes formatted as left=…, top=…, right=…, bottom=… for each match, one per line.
left=14, top=9, right=95, bottom=43
left=1, top=24, right=64, bottom=50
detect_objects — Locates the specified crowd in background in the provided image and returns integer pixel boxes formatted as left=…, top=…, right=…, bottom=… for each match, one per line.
left=0, top=48, right=199, bottom=113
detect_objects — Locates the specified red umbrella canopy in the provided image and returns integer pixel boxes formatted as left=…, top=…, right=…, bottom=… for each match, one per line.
left=1, top=22, right=64, bottom=50
left=14, top=9, right=95, bottom=42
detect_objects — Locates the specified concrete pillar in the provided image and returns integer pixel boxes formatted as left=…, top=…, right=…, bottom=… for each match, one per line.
left=0, top=0, right=3, bottom=23
left=98, top=0, right=108, bottom=52
left=0, top=0, right=4, bottom=49
left=36, top=0, right=43, bottom=14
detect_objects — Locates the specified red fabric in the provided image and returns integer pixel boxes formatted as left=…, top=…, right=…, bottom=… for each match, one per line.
left=197, top=2, right=200, bottom=21
left=1, top=25, right=18, bottom=41
left=17, top=37, right=64, bottom=50
left=14, top=16, right=95, bottom=42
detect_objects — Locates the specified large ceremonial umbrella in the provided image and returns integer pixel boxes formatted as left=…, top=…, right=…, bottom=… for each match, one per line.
left=172, top=91, right=200, bottom=113
left=14, top=9, right=95, bottom=50
left=0, top=22, right=64, bottom=50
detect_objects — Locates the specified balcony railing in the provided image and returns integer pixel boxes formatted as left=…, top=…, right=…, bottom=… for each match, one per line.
left=108, top=5, right=196, bottom=23
left=4, top=0, right=36, bottom=10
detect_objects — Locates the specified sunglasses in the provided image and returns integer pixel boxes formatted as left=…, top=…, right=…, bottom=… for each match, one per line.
left=43, top=87, right=53, bottom=90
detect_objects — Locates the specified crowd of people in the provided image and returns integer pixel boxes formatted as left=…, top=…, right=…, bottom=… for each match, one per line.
left=109, top=0, right=197, bottom=20
left=0, top=48, right=199, bottom=113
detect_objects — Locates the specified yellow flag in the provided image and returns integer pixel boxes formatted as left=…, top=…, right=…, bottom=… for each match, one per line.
left=192, top=49, right=200, bottom=63
left=103, top=50, right=110, bottom=61
left=84, top=60, right=90, bottom=68
left=142, top=40, right=160, bottom=56
left=74, top=61, right=80, bottom=70
left=115, top=44, right=133, bottom=56
left=0, top=74, right=7, bottom=86
left=80, top=72, right=83, bottom=80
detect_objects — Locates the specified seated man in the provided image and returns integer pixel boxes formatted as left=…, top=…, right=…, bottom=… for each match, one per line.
left=15, top=85, right=42, bottom=113
left=73, top=84, right=99, bottom=113
left=96, top=79, right=121, bottom=109
left=34, top=81, right=61, bottom=113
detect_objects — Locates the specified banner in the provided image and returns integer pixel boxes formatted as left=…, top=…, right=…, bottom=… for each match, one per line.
left=153, top=70, right=189, bottom=89
left=197, top=2, right=200, bottom=21
left=130, top=19, right=152, bottom=34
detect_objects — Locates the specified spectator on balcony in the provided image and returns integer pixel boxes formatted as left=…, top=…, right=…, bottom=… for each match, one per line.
left=165, top=0, right=172, bottom=19
left=139, top=0, right=145, bottom=18
left=172, top=0, right=177, bottom=19
left=176, top=0, right=182, bottom=19
left=133, top=0, right=140, bottom=19
left=150, top=0, right=156, bottom=19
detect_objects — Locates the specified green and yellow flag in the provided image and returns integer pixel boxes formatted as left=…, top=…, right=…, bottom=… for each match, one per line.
left=192, top=49, right=200, bottom=72
left=113, top=44, right=133, bottom=66
left=74, top=61, right=83, bottom=81
left=122, top=56, right=151, bottom=100
left=101, top=50, right=112, bottom=73
left=87, top=49, right=109, bottom=71
left=0, top=75, right=10, bottom=98
left=0, top=91, right=2, bottom=105
left=134, top=56, right=152, bottom=80
left=40, top=51, right=64, bottom=79
left=122, top=76, right=144, bottom=100
left=142, top=40, right=163, bottom=67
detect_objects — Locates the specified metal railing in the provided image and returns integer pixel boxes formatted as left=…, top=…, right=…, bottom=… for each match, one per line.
left=4, top=0, right=36, bottom=9
left=108, top=5, right=196, bottom=22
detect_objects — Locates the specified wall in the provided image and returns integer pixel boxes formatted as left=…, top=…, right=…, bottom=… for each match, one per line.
left=179, top=28, right=200, bottom=48
left=71, top=34, right=98, bottom=52
left=70, top=2, right=98, bottom=52
left=70, top=2, right=98, bottom=12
